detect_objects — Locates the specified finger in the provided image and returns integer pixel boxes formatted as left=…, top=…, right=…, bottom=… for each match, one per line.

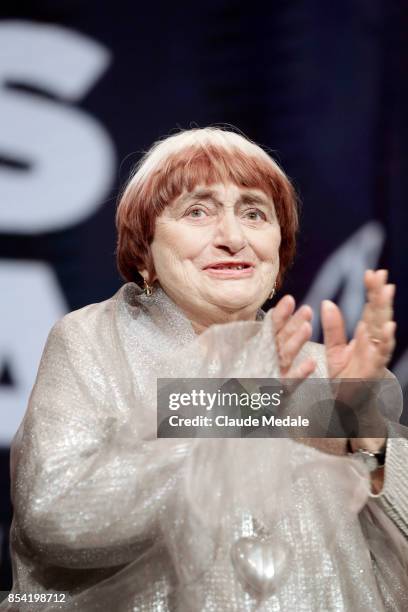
left=278, top=320, right=312, bottom=370
left=270, top=295, right=296, bottom=334
left=352, top=321, right=373, bottom=365
left=336, top=317, right=396, bottom=380
left=376, top=268, right=388, bottom=284
left=321, top=300, right=347, bottom=349
left=365, top=268, right=386, bottom=300
left=373, top=269, right=388, bottom=290
left=384, top=319, right=397, bottom=340
left=381, top=283, right=396, bottom=313
left=366, top=271, right=389, bottom=307
left=364, top=283, right=395, bottom=339
left=276, top=304, right=313, bottom=347
left=385, top=283, right=396, bottom=303
left=284, top=357, right=316, bottom=380
left=364, top=269, right=394, bottom=320
left=364, top=268, right=381, bottom=289
left=364, top=269, right=376, bottom=294
left=379, top=283, right=395, bottom=310
left=367, top=282, right=394, bottom=311
left=354, top=321, right=387, bottom=372
left=376, top=320, right=396, bottom=361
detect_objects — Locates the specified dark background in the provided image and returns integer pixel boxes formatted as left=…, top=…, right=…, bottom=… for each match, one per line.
left=1, top=0, right=407, bottom=589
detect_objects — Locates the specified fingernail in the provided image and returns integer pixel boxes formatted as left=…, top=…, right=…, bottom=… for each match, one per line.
left=283, top=295, right=296, bottom=312
left=300, top=304, right=313, bottom=318
left=323, top=299, right=335, bottom=310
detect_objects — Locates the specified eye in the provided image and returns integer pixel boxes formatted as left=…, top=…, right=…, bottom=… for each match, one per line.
left=185, top=206, right=208, bottom=218
left=243, top=208, right=267, bottom=221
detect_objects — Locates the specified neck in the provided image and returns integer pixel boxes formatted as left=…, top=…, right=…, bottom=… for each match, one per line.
left=154, top=284, right=264, bottom=333
left=183, top=304, right=260, bottom=335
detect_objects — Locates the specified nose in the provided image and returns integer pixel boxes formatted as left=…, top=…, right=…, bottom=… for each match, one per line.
left=213, top=210, right=247, bottom=253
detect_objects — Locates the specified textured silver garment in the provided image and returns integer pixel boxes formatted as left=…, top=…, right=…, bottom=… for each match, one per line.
left=2, top=283, right=408, bottom=611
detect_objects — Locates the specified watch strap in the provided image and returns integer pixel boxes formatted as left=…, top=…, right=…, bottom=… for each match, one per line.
left=347, top=439, right=386, bottom=472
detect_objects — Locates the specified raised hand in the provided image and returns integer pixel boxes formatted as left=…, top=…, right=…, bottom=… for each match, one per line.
left=320, top=271, right=397, bottom=471
left=321, top=271, right=396, bottom=380
left=270, top=295, right=316, bottom=379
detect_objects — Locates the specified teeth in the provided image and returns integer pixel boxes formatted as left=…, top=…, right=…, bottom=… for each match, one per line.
left=208, top=264, right=250, bottom=270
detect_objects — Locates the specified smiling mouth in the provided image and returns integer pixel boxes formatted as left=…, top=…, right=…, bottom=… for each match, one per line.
left=203, top=263, right=255, bottom=278
left=204, top=263, right=253, bottom=270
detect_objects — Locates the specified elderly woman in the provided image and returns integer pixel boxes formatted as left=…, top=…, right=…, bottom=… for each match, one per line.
left=3, top=128, right=408, bottom=612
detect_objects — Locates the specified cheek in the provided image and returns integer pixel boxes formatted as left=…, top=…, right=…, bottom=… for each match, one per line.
left=252, top=227, right=281, bottom=264
left=151, top=223, right=208, bottom=268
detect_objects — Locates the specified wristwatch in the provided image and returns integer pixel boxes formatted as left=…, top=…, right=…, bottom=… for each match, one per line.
left=347, top=439, right=387, bottom=472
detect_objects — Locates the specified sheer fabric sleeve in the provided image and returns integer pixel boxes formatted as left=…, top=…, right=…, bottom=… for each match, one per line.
left=11, top=316, right=190, bottom=569
left=368, top=421, right=408, bottom=539
left=359, top=370, right=408, bottom=540
left=302, top=342, right=408, bottom=540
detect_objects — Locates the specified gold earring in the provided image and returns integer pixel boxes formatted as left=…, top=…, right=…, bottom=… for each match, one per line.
left=269, top=282, right=277, bottom=300
left=143, top=279, right=153, bottom=296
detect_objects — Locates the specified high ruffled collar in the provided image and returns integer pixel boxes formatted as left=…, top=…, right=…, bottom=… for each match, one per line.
left=120, top=282, right=266, bottom=335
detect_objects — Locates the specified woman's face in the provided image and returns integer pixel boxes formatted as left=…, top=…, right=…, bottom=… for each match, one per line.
left=144, top=182, right=281, bottom=330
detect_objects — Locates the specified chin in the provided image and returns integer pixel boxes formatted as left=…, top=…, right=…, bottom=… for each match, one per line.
left=207, top=286, right=260, bottom=313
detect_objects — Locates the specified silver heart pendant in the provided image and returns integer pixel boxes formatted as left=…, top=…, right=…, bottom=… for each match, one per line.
left=230, top=536, right=289, bottom=599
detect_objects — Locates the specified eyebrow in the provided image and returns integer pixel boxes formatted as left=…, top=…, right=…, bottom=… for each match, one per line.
left=176, top=188, right=273, bottom=208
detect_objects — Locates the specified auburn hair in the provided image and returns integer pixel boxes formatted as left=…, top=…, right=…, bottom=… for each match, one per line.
left=116, top=128, right=299, bottom=289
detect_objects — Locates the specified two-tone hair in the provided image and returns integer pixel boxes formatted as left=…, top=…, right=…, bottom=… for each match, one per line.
left=116, top=127, right=299, bottom=289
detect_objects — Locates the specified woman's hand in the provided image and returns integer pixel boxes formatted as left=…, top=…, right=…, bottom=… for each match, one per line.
left=271, top=295, right=316, bottom=379
left=321, top=270, right=396, bottom=380
left=321, top=269, right=396, bottom=468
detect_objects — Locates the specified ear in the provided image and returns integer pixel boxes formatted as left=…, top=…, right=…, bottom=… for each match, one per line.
left=139, top=269, right=149, bottom=282
left=139, top=244, right=158, bottom=284
left=139, top=263, right=157, bottom=284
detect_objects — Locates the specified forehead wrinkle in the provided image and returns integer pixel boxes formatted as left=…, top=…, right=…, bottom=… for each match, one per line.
left=240, top=192, right=269, bottom=204
left=175, top=187, right=218, bottom=208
